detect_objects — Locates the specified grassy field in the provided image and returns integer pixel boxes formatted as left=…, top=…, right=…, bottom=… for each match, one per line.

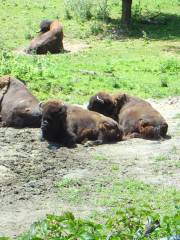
left=0, top=0, right=180, bottom=103
left=0, top=0, right=180, bottom=239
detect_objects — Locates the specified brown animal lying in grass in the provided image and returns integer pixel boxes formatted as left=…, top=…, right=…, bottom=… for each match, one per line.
left=40, top=100, right=123, bottom=147
left=88, top=92, right=168, bottom=139
left=0, top=75, right=41, bottom=127
left=25, top=19, right=64, bottom=54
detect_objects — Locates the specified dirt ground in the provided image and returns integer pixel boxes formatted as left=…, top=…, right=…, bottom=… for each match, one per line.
left=0, top=97, right=180, bottom=238
left=14, top=40, right=89, bottom=55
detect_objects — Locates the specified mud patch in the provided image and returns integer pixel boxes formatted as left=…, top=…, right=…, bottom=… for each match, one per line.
left=0, top=97, right=180, bottom=238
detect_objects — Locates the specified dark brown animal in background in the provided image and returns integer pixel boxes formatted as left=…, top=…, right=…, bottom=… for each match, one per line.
left=0, top=75, right=41, bottom=127
left=40, top=100, right=123, bottom=147
left=88, top=92, right=168, bottom=139
left=25, top=19, right=64, bottom=54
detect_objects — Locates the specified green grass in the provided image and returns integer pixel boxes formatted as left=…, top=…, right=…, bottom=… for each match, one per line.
left=56, top=175, right=180, bottom=213
left=0, top=0, right=180, bottom=103
left=0, top=40, right=180, bottom=104
left=153, top=147, right=180, bottom=172
left=174, top=113, right=180, bottom=119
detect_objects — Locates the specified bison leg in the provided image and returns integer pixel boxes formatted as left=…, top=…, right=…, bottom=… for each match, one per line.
left=138, top=120, right=168, bottom=139
left=97, top=122, right=122, bottom=143
left=62, top=127, right=77, bottom=148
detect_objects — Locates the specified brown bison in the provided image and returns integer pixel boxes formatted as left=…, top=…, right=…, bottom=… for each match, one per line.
left=25, top=19, right=64, bottom=54
left=40, top=100, right=123, bottom=147
left=88, top=92, right=168, bottom=139
left=0, top=75, right=41, bottom=127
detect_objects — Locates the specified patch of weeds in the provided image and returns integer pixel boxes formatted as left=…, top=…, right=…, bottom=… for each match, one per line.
left=142, top=30, right=150, bottom=44
left=153, top=149, right=180, bottom=172
left=160, top=78, right=169, bottom=88
left=111, top=164, right=119, bottom=171
left=95, top=0, right=109, bottom=21
left=175, top=161, right=180, bottom=168
left=57, top=178, right=82, bottom=188
left=174, top=113, right=180, bottom=119
left=93, top=154, right=108, bottom=161
left=64, top=0, right=110, bottom=22
left=160, top=59, right=180, bottom=73
left=132, top=0, right=143, bottom=21
left=64, top=0, right=93, bottom=21
left=89, top=21, right=104, bottom=36
left=56, top=178, right=90, bottom=204
left=154, top=154, right=169, bottom=162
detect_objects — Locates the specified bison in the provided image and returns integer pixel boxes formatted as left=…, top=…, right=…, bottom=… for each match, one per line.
left=0, top=75, right=41, bottom=127
left=25, top=19, right=64, bottom=54
left=40, top=100, right=123, bottom=147
left=88, top=92, right=168, bottom=139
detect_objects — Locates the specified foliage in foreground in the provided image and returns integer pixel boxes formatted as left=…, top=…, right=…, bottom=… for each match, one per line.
left=18, top=205, right=179, bottom=240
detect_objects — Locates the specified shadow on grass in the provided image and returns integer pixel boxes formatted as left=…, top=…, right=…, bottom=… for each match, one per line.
left=106, top=13, right=180, bottom=40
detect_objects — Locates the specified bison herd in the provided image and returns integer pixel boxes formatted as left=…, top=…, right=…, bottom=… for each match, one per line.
left=0, top=19, right=169, bottom=147
left=0, top=75, right=168, bottom=148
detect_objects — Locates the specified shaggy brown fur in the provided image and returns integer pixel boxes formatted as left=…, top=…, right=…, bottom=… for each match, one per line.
left=0, top=75, right=41, bottom=127
left=25, top=20, right=64, bottom=54
left=40, top=100, right=123, bottom=147
left=88, top=92, right=168, bottom=139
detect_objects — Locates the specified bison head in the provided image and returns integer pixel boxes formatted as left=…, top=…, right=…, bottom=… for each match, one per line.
left=88, top=92, right=116, bottom=119
left=113, top=93, right=127, bottom=115
left=103, top=122, right=123, bottom=142
left=39, top=100, right=67, bottom=142
left=38, top=19, right=53, bottom=33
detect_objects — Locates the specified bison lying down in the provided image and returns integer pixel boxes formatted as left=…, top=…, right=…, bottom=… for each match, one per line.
left=0, top=75, right=41, bottom=127
left=88, top=92, right=168, bottom=139
left=25, top=19, right=64, bottom=54
left=40, top=100, right=123, bottom=147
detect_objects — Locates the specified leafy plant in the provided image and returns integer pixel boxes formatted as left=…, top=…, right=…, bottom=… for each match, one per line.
left=64, top=0, right=93, bottom=21
left=18, top=212, right=104, bottom=240
left=64, top=0, right=109, bottom=22
left=160, top=59, right=180, bottom=73
left=89, top=22, right=104, bottom=35
left=17, top=205, right=180, bottom=240
left=95, top=0, right=109, bottom=21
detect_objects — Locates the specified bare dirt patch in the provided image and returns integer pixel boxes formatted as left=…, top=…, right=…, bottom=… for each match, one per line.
left=14, top=40, right=89, bottom=55
left=0, top=97, right=180, bottom=238
left=64, top=41, right=89, bottom=53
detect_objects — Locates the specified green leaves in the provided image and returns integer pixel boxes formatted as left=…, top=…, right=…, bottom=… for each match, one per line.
left=18, top=205, right=180, bottom=240
left=19, top=212, right=104, bottom=240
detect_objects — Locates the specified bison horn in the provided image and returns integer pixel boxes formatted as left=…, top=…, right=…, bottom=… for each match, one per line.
left=97, top=96, right=104, bottom=103
left=39, top=101, right=44, bottom=109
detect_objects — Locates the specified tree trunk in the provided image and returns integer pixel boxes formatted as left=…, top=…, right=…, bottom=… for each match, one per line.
left=121, top=0, right=132, bottom=26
